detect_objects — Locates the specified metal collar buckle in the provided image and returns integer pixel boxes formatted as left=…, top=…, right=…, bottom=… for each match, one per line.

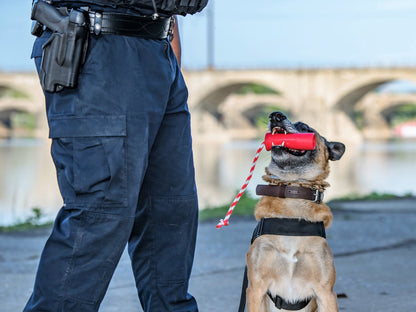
left=314, top=190, right=324, bottom=203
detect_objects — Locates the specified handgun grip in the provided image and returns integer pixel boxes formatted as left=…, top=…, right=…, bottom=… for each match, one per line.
left=31, top=0, right=67, bottom=33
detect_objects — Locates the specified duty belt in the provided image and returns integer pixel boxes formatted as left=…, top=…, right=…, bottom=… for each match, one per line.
left=88, top=11, right=173, bottom=39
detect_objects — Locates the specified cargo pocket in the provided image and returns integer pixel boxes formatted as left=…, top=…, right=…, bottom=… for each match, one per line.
left=49, top=115, right=127, bottom=209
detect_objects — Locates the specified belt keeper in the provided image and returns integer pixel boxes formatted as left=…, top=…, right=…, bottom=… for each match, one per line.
left=93, top=12, right=102, bottom=35
left=168, top=17, right=175, bottom=41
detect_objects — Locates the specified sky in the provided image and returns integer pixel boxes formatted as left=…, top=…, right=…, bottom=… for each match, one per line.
left=1, top=0, right=416, bottom=71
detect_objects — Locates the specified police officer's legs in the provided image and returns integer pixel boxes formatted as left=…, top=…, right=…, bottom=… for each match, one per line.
left=25, top=37, right=143, bottom=311
left=128, top=51, right=199, bottom=312
left=24, top=34, right=188, bottom=311
left=24, top=209, right=134, bottom=311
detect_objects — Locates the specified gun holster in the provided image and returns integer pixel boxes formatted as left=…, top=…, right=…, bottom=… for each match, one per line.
left=32, top=1, right=89, bottom=92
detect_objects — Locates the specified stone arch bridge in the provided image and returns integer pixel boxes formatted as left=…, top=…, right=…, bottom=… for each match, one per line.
left=1, top=68, right=416, bottom=140
left=183, top=67, right=416, bottom=141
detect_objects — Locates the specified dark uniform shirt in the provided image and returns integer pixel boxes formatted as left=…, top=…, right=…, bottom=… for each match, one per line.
left=49, top=0, right=208, bottom=16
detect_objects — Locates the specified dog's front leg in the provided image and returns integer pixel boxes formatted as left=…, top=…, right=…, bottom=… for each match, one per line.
left=246, top=285, right=269, bottom=312
left=315, top=289, right=338, bottom=312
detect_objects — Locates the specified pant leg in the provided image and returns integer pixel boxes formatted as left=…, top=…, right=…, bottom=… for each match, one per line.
left=25, top=34, right=176, bottom=312
left=128, top=45, right=199, bottom=312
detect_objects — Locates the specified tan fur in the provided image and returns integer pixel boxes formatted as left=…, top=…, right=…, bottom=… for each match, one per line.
left=246, top=123, right=342, bottom=312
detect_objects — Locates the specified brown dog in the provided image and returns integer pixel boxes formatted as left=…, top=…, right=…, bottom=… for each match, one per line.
left=245, top=112, right=345, bottom=312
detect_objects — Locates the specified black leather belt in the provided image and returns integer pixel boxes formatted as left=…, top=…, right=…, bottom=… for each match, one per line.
left=88, top=11, right=173, bottom=39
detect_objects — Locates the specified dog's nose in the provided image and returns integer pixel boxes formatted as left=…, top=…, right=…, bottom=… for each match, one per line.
left=269, top=111, right=287, bottom=122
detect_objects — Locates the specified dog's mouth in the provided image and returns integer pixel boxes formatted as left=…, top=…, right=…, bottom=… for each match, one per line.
left=271, top=126, right=287, bottom=135
left=270, top=121, right=307, bottom=157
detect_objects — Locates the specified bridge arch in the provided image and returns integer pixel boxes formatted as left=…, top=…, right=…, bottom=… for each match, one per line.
left=381, top=102, right=416, bottom=125
left=241, top=103, right=293, bottom=132
left=335, top=79, right=393, bottom=114
left=333, top=76, right=416, bottom=139
left=191, top=81, right=290, bottom=137
left=194, top=82, right=285, bottom=113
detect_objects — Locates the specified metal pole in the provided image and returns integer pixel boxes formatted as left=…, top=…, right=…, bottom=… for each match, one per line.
left=207, top=0, right=214, bottom=70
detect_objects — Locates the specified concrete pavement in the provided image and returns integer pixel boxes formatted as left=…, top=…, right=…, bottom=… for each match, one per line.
left=1, top=199, right=416, bottom=311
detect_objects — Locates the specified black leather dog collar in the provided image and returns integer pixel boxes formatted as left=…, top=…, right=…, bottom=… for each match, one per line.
left=256, top=184, right=324, bottom=203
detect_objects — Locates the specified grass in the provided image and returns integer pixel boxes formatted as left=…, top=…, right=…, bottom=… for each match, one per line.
left=328, top=191, right=414, bottom=202
left=199, top=193, right=258, bottom=221
left=0, top=221, right=53, bottom=233
left=0, top=208, right=53, bottom=233
left=200, top=191, right=416, bottom=221
left=236, top=83, right=280, bottom=95
left=1, top=191, right=414, bottom=231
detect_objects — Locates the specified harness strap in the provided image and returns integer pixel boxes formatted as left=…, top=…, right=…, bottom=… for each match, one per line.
left=251, top=218, right=326, bottom=243
left=238, top=267, right=249, bottom=312
left=238, top=218, right=326, bottom=312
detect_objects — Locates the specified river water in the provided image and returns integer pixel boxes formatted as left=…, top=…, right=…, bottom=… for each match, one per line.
left=1, top=138, right=415, bottom=226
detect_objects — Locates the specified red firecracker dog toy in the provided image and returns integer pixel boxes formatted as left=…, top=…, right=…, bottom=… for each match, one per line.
left=264, top=132, right=316, bottom=151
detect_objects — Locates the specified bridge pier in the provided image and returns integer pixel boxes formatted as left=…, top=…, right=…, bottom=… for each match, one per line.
left=295, top=108, right=363, bottom=143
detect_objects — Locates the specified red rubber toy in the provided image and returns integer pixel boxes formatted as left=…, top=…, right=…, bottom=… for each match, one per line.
left=264, top=132, right=316, bottom=151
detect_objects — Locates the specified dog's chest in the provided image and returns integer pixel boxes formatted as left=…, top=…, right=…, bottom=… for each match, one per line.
left=251, top=235, right=326, bottom=300
left=277, top=239, right=299, bottom=264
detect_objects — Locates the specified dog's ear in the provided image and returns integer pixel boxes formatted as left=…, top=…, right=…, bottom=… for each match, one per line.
left=327, top=141, right=345, bottom=161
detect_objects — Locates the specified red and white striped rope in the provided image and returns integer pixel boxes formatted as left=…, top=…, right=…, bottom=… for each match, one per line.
left=216, top=141, right=265, bottom=229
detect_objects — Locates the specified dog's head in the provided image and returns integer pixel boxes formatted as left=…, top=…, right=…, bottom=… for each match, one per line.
left=267, top=111, right=345, bottom=182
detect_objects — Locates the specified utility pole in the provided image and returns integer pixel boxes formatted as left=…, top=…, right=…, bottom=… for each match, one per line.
left=207, top=0, right=214, bottom=70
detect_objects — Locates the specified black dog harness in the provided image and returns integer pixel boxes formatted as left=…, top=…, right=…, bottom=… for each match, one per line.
left=238, top=217, right=327, bottom=311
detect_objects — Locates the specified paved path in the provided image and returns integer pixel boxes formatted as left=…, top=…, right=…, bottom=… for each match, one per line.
left=1, top=199, right=416, bottom=311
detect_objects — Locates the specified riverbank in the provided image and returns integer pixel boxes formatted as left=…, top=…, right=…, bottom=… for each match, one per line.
left=1, top=198, right=416, bottom=311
